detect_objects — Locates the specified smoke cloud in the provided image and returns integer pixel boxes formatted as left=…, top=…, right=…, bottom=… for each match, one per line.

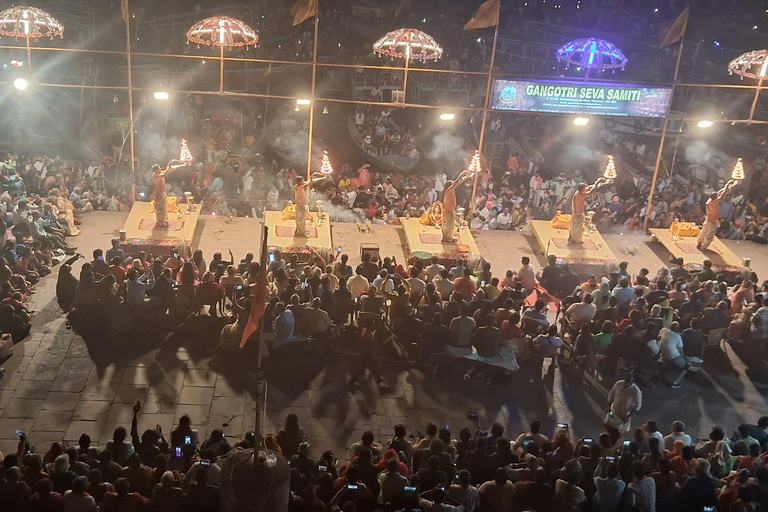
left=683, top=140, right=732, bottom=170
left=427, top=132, right=469, bottom=162
left=136, top=124, right=181, bottom=166
left=266, top=118, right=324, bottom=168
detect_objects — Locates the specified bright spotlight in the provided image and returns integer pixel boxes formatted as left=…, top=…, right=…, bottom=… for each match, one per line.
left=697, top=120, right=714, bottom=128
left=296, top=99, right=311, bottom=105
left=153, top=91, right=169, bottom=100
left=440, top=113, right=455, bottom=120
left=13, top=78, right=28, bottom=90
left=573, top=117, right=589, bottom=126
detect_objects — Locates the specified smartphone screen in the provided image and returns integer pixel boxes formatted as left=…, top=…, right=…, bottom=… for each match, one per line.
left=175, top=447, right=182, bottom=458
left=347, top=484, right=358, bottom=490
left=184, top=436, right=191, bottom=444
left=622, top=440, right=631, bottom=447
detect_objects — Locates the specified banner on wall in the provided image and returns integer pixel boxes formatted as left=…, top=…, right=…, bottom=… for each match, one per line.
left=491, top=79, right=672, bottom=118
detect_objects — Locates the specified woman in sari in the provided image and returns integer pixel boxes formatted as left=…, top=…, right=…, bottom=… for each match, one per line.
left=49, top=188, right=80, bottom=236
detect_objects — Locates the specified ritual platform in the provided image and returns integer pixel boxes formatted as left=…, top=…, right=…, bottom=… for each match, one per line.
left=399, top=217, right=481, bottom=266
left=529, top=220, right=617, bottom=273
left=120, top=200, right=200, bottom=257
left=264, top=210, right=333, bottom=256
left=649, top=228, right=742, bottom=273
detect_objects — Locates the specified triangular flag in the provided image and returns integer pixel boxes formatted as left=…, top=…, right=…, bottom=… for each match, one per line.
left=240, top=226, right=270, bottom=348
left=463, top=0, right=500, bottom=31
left=660, top=5, right=689, bottom=48
left=265, top=63, right=272, bottom=76
left=292, top=0, right=318, bottom=26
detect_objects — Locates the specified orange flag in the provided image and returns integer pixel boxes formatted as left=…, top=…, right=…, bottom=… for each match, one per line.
left=463, top=0, right=500, bottom=31
left=240, top=226, right=270, bottom=348
left=660, top=5, right=689, bottom=48
left=291, top=0, right=318, bottom=26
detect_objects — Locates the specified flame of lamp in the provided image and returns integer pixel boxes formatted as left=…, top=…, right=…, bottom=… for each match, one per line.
left=603, top=155, right=617, bottom=180
left=179, top=138, right=193, bottom=163
left=0, top=6, right=64, bottom=38
left=319, top=151, right=334, bottom=175
left=186, top=16, right=259, bottom=47
left=731, top=158, right=746, bottom=181
left=468, top=150, right=482, bottom=174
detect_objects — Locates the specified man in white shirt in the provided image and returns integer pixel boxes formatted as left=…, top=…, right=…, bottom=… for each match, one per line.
left=433, top=270, right=454, bottom=299
left=347, top=269, right=369, bottom=298
left=372, top=269, right=395, bottom=294
left=605, top=374, right=642, bottom=444
left=407, top=267, right=426, bottom=302
left=517, top=256, right=536, bottom=292
left=425, top=256, right=445, bottom=282
left=663, top=420, right=692, bottom=451
left=565, top=293, right=597, bottom=327
left=659, top=322, right=692, bottom=388
left=496, top=207, right=512, bottom=230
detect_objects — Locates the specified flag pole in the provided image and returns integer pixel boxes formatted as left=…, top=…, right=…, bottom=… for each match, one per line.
left=748, top=77, right=763, bottom=125
left=306, top=13, right=319, bottom=180
left=471, top=23, right=499, bottom=216
left=254, top=224, right=269, bottom=441
left=263, top=75, right=271, bottom=132
left=124, top=0, right=137, bottom=202
left=642, top=24, right=686, bottom=231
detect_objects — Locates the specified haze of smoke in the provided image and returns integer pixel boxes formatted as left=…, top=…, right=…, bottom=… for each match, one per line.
left=137, top=128, right=180, bottom=166
left=684, top=140, right=732, bottom=170
left=314, top=198, right=363, bottom=223
left=427, top=132, right=468, bottom=162
left=267, top=118, right=325, bottom=168
left=562, top=145, right=608, bottom=165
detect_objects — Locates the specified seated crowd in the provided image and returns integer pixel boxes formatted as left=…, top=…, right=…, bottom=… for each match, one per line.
left=3, top=400, right=768, bottom=512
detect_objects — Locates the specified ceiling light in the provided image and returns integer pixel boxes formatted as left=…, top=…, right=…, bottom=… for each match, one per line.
left=13, top=78, right=28, bottom=90
left=153, top=91, right=169, bottom=100
left=573, top=117, right=589, bottom=125
left=294, top=105, right=300, bottom=112
left=697, top=120, right=714, bottom=128
left=296, top=99, right=311, bottom=105
left=440, top=113, right=455, bottom=120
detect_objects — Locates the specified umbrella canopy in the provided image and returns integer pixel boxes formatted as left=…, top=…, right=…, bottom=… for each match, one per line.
left=0, top=6, right=63, bottom=39
left=556, top=37, right=627, bottom=72
left=728, top=49, right=768, bottom=80
left=373, top=28, right=443, bottom=61
left=186, top=16, right=258, bottom=47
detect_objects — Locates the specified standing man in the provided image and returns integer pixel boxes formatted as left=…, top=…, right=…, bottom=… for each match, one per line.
left=151, top=164, right=170, bottom=228
left=442, top=170, right=473, bottom=242
left=294, top=173, right=328, bottom=237
left=698, top=180, right=737, bottom=251
left=348, top=318, right=383, bottom=390
left=604, top=373, right=642, bottom=445
left=435, top=170, right=447, bottom=202
left=569, top=176, right=610, bottom=244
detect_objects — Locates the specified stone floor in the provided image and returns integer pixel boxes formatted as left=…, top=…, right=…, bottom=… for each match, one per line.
left=1, top=212, right=768, bottom=459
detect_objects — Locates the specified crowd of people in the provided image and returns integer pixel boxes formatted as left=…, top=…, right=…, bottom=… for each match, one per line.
left=4, top=386, right=768, bottom=512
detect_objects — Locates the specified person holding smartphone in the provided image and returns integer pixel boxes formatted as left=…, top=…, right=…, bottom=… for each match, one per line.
left=593, top=458, right=626, bottom=512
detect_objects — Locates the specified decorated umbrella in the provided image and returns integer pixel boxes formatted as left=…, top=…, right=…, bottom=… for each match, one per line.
left=0, top=6, right=64, bottom=72
left=373, top=28, right=442, bottom=104
left=556, top=37, right=627, bottom=78
left=186, top=16, right=259, bottom=94
left=727, top=50, right=768, bottom=123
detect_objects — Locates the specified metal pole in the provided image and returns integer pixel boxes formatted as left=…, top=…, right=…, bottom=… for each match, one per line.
left=254, top=315, right=265, bottom=438
left=748, top=77, right=763, bottom=125
left=642, top=27, right=686, bottom=231
left=263, top=78, right=271, bottom=132
left=306, top=13, right=319, bottom=179
left=402, top=54, right=410, bottom=105
left=471, top=24, right=499, bottom=215
left=220, top=45, right=225, bottom=95
left=25, top=34, right=31, bottom=73
left=125, top=0, right=137, bottom=201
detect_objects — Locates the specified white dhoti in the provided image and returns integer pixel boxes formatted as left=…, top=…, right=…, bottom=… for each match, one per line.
left=295, top=204, right=307, bottom=236
left=155, top=195, right=168, bottom=226
left=698, top=220, right=717, bottom=249
left=568, top=214, right=585, bottom=244
left=442, top=210, right=456, bottom=242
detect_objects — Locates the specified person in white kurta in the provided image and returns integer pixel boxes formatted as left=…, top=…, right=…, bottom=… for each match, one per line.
left=605, top=375, right=642, bottom=444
